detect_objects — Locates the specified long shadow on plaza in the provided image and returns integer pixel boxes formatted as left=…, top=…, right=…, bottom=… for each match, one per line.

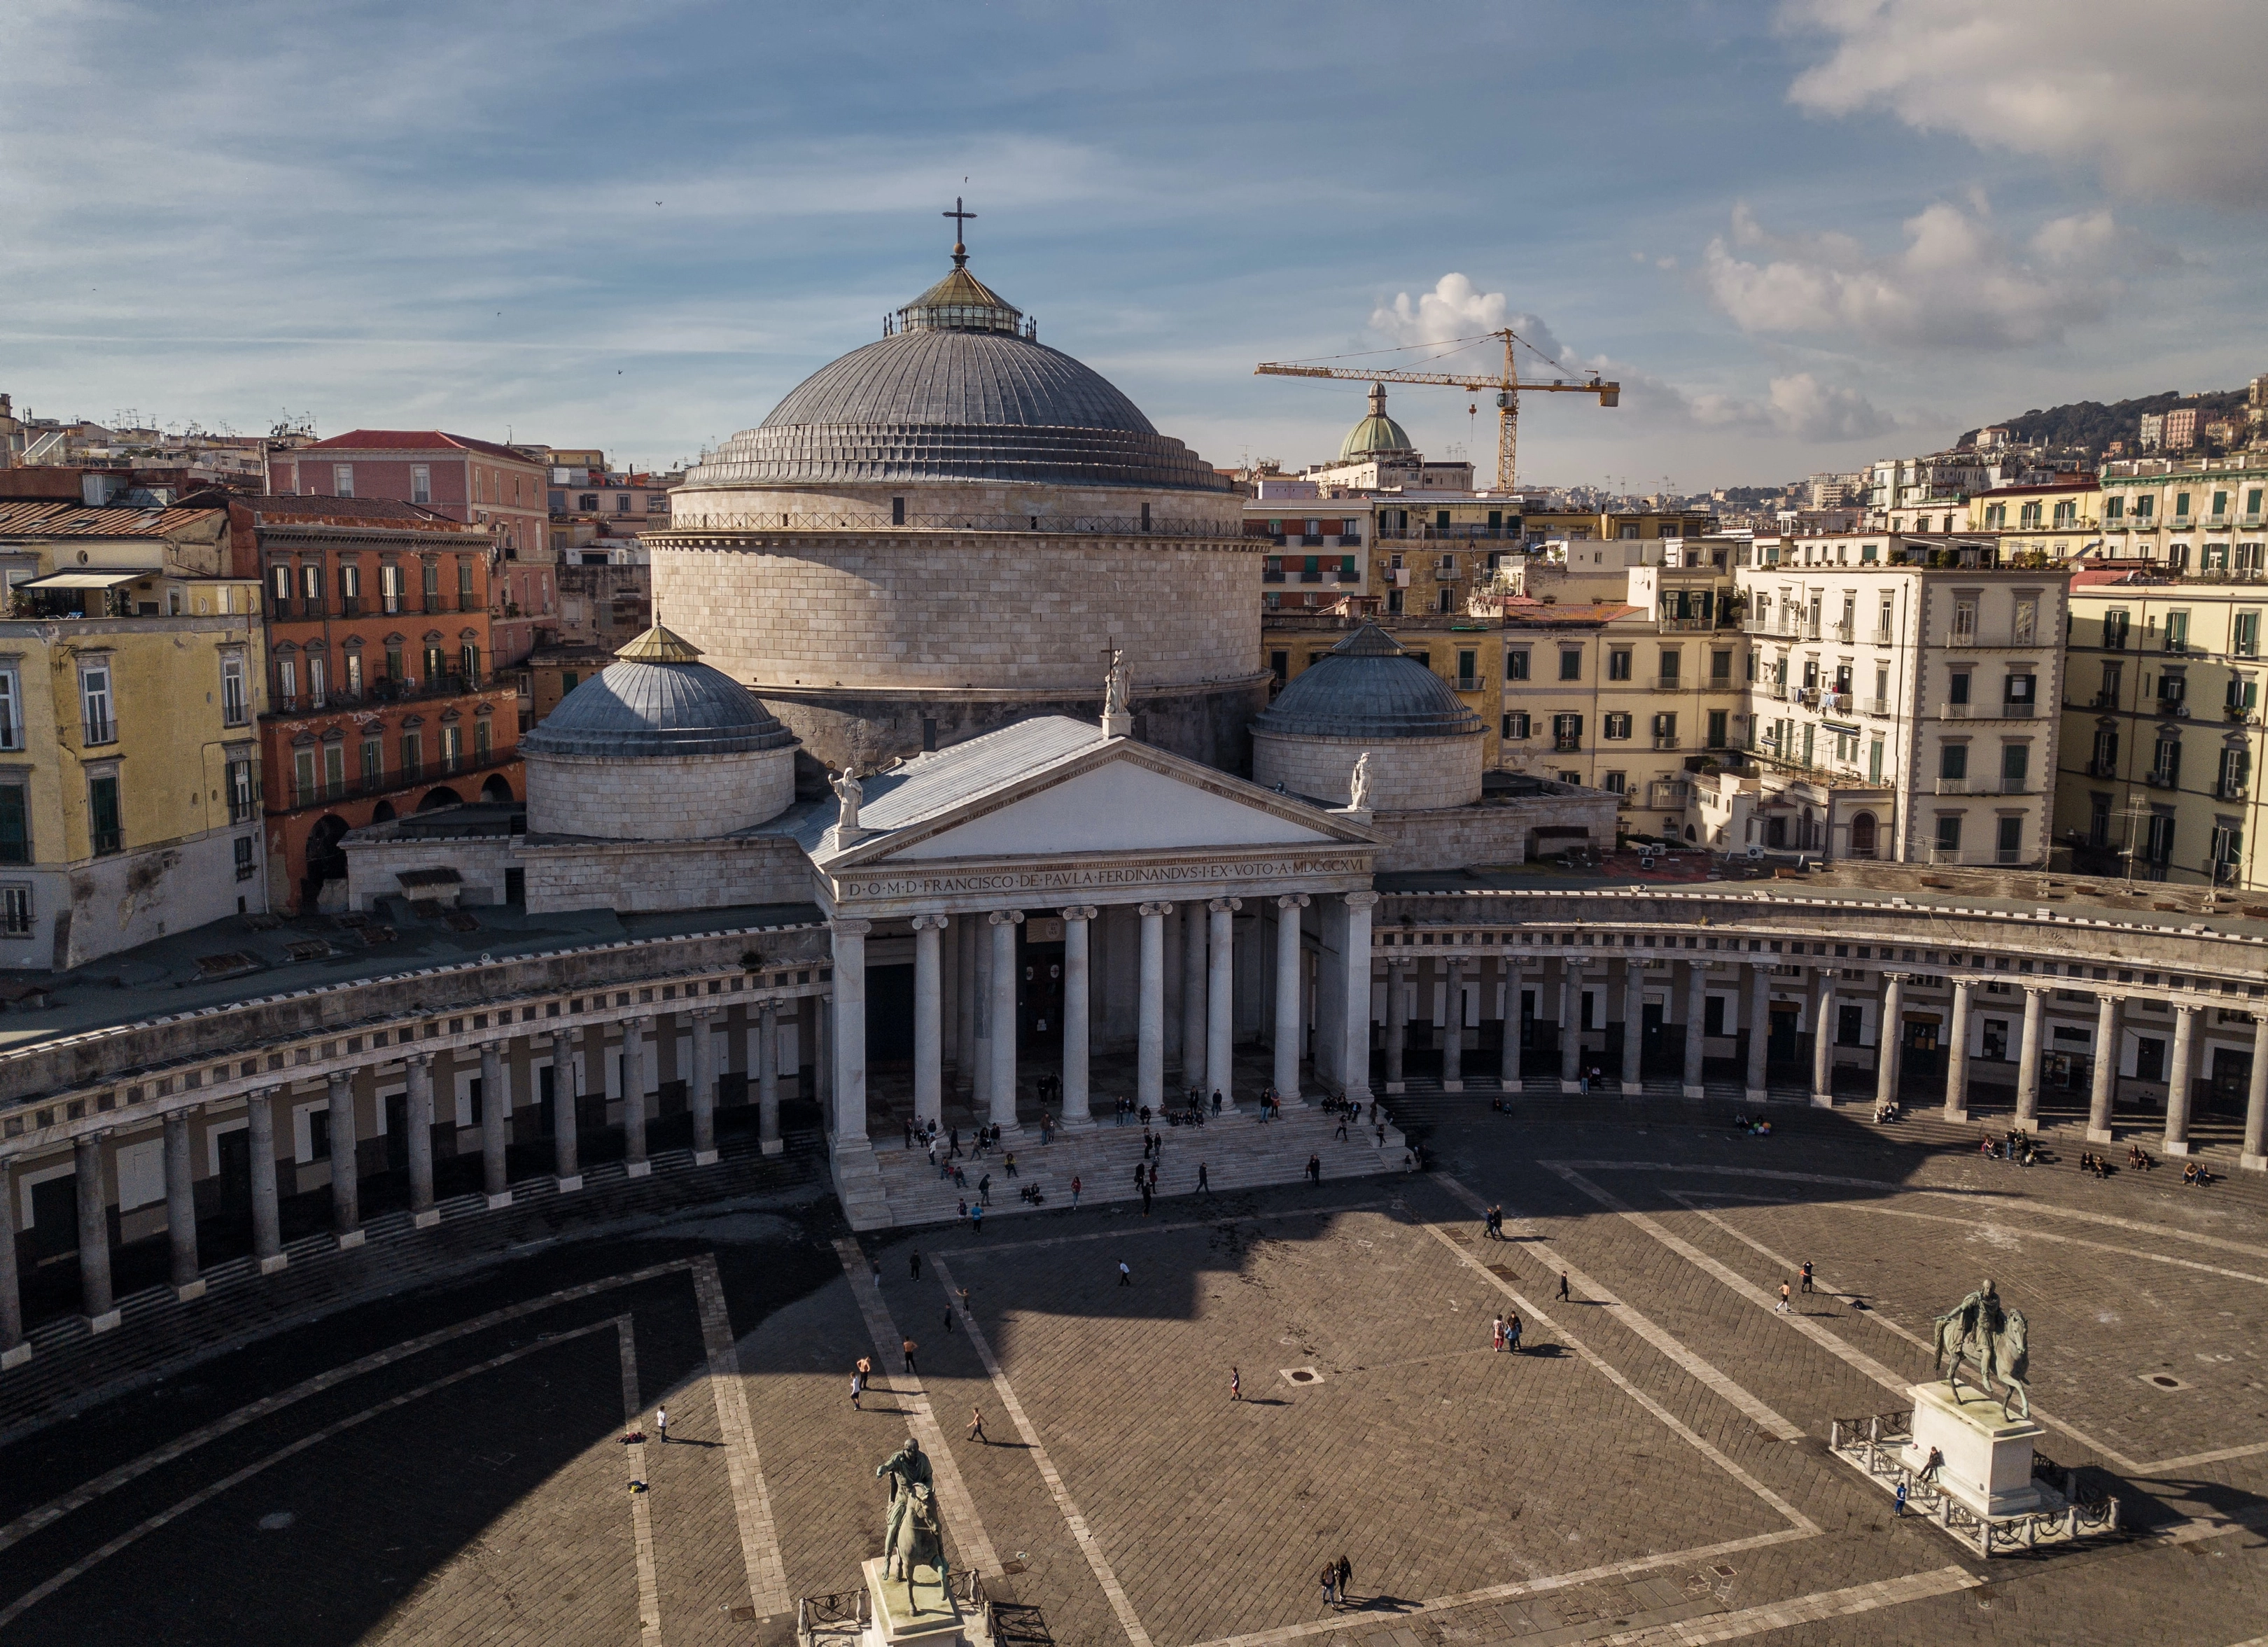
left=0, top=1209, right=847, bottom=1647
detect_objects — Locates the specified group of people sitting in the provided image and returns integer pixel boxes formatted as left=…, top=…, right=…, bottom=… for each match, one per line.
left=2076, top=1151, right=2116, bottom=1179
left=2182, top=1160, right=2217, bottom=1188
left=1977, top=1130, right=2037, bottom=1165
left=1728, top=1112, right=1774, bottom=1136
left=1872, top=1098, right=1903, bottom=1123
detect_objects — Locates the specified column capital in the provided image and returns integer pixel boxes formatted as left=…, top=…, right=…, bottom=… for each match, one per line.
left=623, top=1013, right=650, bottom=1030
left=1138, top=901, right=1173, bottom=917
left=402, top=1052, right=431, bottom=1070
left=830, top=918, right=874, bottom=939
left=1208, top=896, right=1242, bottom=913
left=757, top=997, right=779, bottom=1020
left=326, top=1068, right=354, bottom=1089
left=1343, top=890, right=1381, bottom=910
left=1058, top=905, right=1099, bottom=922
left=988, top=909, right=1025, bottom=927
left=909, top=913, right=951, bottom=932
left=1275, top=892, right=1311, bottom=910
left=691, top=1005, right=719, bottom=1022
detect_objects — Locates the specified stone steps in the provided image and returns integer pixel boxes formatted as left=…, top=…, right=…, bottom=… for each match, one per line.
left=852, top=1105, right=1406, bottom=1229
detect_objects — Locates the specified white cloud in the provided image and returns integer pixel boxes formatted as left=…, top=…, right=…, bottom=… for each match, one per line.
left=1782, top=0, right=2268, bottom=207
left=1698, top=200, right=2120, bottom=349
left=1766, top=372, right=1895, bottom=441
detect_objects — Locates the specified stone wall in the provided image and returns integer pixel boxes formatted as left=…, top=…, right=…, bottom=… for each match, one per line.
left=522, top=836, right=813, bottom=914
left=645, top=530, right=1261, bottom=696
left=46, top=827, right=265, bottom=973
left=524, top=748, right=796, bottom=841
left=1252, top=731, right=1482, bottom=812
left=1366, top=792, right=1619, bottom=873
left=346, top=833, right=518, bottom=912
left=664, top=480, right=1241, bottom=536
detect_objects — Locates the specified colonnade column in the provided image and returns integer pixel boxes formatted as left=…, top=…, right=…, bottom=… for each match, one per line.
left=163, top=1110, right=203, bottom=1301
left=622, top=1014, right=652, bottom=1175
left=830, top=923, right=873, bottom=1157
left=1138, top=903, right=1170, bottom=1114
left=479, top=1042, right=511, bottom=1206
left=1441, top=958, right=1465, bottom=1092
left=962, top=916, right=985, bottom=1101
left=1558, top=961, right=1581, bottom=1092
left=2241, top=1014, right=2268, bottom=1172
left=1340, top=891, right=1378, bottom=1104
left=1502, top=960, right=1523, bottom=1088
left=1874, top=974, right=1904, bottom=1114
left=2085, top=995, right=2120, bottom=1144
left=329, top=1071, right=364, bottom=1241
left=691, top=1008, right=720, bottom=1165
left=1681, top=961, right=1707, bottom=1100
left=1060, top=906, right=1096, bottom=1125
left=988, top=911, right=1023, bottom=1131
left=1207, top=897, right=1240, bottom=1109
left=2163, top=1003, right=2199, bottom=1156
left=1810, top=969, right=1837, bottom=1108
left=1744, top=962, right=1769, bottom=1105
left=0, top=1158, right=22, bottom=1368
left=1181, top=904, right=1208, bottom=1092
left=1620, top=958, right=1644, bottom=1095
left=1942, top=981, right=1971, bottom=1121
left=757, top=1002, right=783, bottom=1155
left=1385, top=961, right=1408, bottom=1091
left=2013, top=986, right=2045, bottom=1133
left=405, top=1055, right=438, bottom=1226
left=911, top=916, right=948, bottom=1133
left=1273, top=895, right=1308, bottom=1101
left=552, top=1031, right=583, bottom=1189
left=247, top=1089, right=286, bottom=1273
left=75, top=1133, right=115, bottom=1331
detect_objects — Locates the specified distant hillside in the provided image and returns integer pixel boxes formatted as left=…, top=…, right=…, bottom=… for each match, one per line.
left=1960, top=387, right=2248, bottom=456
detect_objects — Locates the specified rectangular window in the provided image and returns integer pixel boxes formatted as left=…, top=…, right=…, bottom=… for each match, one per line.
left=1604, top=712, right=1632, bottom=740
left=360, top=737, right=384, bottom=787
left=293, top=748, right=316, bottom=807
left=380, top=563, right=403, bottom=615
left=1553, top=713, right=1583, bottom=748
left=2236, top=612, right=2260, bottom=657
left=2152, top=738, right=2180, bottom=786
left=1506, top=649, right=1530, bottom=681
left=475, top=717, right=492, bottom=762
left=2104, top=608, right=2129, bottom=649
left=1653, top=711, right=1679, bottom=741
left=1935, top=814, right=1963, bottom=853
left=1603, top=770, right=1627, bottom=794
left=1710, top=649, right=1731, bottom=684
left=220, top=656, right=247, bottom=725
left=2218, top=745, right=2250, bottom=797
left=1947, top=670, right=1970, bottom=706
left=385, top=645, right=405, bottom=685
left=2166, top=610, right=2190, bottom=652
left=0, top=885, right=27, bottom=936
left=1658, top=650, right=1681, bottom=686
left=323, top=741, right=346, bottom=799
left=400, top=732, right=423, bottom=781
left=1558, top=650, right=1582, bottom=682
left=234, top=834, right=255, bottom=881
left=441, top=724, right=463, bottom=771
left=1709, top=708, right=1730, bottom=749
left=1940, top=743, right=1967, bottom=780
left=80, top=664, right=115, bottom=745
left=270, top=562, right=292, bottom=615
left=1996, top=815, right=2024, bottom=863
left=458, top=559, right=475, bottom=604
left=0, top=668, right=20, bottom=751
left=1607, top=650, right=1631, bottom=681
left=2146, top=813, right=2177, bottom=863
left=410, top=464, right=430, bottom=505
left=332, top=464, right=354, bottom=497
left=2003, top=671, right=2035, bottom=706
left=344, top=651, right=363, bottom=697
left=1504, top=711, right=1530, bottom=740
left=461, top=643, right=481, bottom=683
left=0, top=783, right=26, bottom=864
left=302, top=562, right=324, bottom=611
left=88, top=773, right=122, bottom=856
left=227, top=757, right=255, bottom=822
left=2106, top=496, right=2124, bottom=521
left=307, top=654, right=326, bottom=710
left=2001, top=743, right=2029, bottom=788
left=422, top=560, right=440, bottom=611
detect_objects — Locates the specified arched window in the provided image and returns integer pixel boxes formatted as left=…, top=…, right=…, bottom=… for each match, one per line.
left=1850, top=811, right=1878, bottom=858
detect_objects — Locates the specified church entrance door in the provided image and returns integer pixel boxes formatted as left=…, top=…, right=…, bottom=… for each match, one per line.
left=1021, top=941, right=1065, bottom=1051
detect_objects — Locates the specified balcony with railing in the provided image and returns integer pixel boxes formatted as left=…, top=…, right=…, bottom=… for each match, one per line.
left=1651, top=734, right=1681, bottom=750
left=1865, top=696, right=1891, bottom=717
left=1935, top=776, right=2030, bottom=796
left=265, top=672, right=491, bottom=720
left=2145, top=769, right=2181, bottom=790
left=1830, top=620, right=1854, bottom=643
left=277, top=745, right=521, bottom=813
left=2085, top=758, right=2120, bottom=778
left=1553, top=734, right=1583, bottom=752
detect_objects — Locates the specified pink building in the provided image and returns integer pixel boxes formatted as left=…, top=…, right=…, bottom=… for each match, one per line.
left=270, top=430, right=556, bottom=667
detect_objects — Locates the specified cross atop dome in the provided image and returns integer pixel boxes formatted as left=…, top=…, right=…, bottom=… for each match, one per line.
left=944, top=196, right=976, bottom=267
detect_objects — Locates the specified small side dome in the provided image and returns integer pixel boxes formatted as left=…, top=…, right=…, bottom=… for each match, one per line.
left=520, top=623, right=796, bottom=759
left=1254, top=624, right=1483, bottom=741
left=1338, top=383, right=1414, bottom=461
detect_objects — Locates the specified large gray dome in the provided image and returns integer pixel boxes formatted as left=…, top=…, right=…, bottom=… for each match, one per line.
left=1254, top=624, right=1485, bottom=740
left=683, top=257, right=1233, bottom=493
left=519, top=626, right=796, bottom=759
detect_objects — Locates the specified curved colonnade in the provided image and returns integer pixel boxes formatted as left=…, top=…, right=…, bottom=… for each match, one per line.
left=3, top=881, right=2266, bottom=1373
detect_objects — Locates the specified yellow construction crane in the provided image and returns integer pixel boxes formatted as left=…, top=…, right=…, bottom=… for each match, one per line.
left=1254, top=328, right=1618, bottom=494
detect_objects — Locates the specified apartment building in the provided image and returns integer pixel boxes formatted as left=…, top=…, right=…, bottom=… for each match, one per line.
left=224, top=497, right=522, bottom=913
left=2097, top=454, right=2268, bottom=578
left=1723, top=537, right=2069, bottom=867
left=0, top=498, right=267, bottom=969
left=267, top=431, right=556, bottom=668
left=1968, top=477, right=2101, bottom=562
left=2057, top=566, right=2265, bottom=888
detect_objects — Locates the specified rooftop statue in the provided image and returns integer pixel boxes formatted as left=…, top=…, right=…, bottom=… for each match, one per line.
left=1348, top=750, right=1373, bottom=813
left=1931, top=1276, right=2031, bottom=1420
left=831, top=765, right=864, bottom=834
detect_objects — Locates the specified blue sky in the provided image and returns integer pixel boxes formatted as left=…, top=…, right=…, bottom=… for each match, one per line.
left=6, top=0, right=2266, bottom=489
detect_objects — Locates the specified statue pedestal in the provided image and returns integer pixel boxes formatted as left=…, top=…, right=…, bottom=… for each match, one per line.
left=861, top=1557, right=971, bottom=1647
left=1900, top=1381, right=2046, bottom=1519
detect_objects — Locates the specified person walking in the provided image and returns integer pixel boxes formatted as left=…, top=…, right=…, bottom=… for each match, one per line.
left=1558, top=1272, right=1571, bottom=1302
left=968, top=1406, right=988, bottom=1445
left=902, top=1336, right=919, bottom=1375
left=854, top=1356, right=872, bottom=1408
left=1800, top=1260, right=1814, bottom=1294
left=1506, top=1311, right=1522, bottom=1354
left=969, top=1203, right=983, bottom=1233
left=1140, top=1182, right=1153, bottom=1216
left=1117, top=1260, right=1132, bottom=1287
left=978, top=1172, right=992, bottom=1206
left=1198, top=1161, right=1210, bottom=1193
left=1893, top=1480, right=1908, bottom=1517
left=1230, top=1366, right=1242, bottom=1401
left=1336, top=1555, right=1352, bottom=1604
left=911, top=1249, right=923, bottom=1280
left=1070, top=1173, right=1082, bottom=1209
left=1307, top=1153, right=1322, bottom=1186
left=655, top=1405, right=668, bottom=1443
left=944, top=1307, right=955, bottom=1335
left=1777, top=1281, right=1791, bottom=1314
left=1320, top=1561, right=1338, bottom=1607
left=1334, top=1111, right=1348, bottom=1141
left=1492, top=1315, right=1506, bottom=1353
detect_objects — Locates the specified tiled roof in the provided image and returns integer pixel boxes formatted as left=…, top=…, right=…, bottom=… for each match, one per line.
left=0, top=499, right=225, bottom=538
left=300, top=430, right=538, bottom=465
left=248, top=494, right=462, bottom=525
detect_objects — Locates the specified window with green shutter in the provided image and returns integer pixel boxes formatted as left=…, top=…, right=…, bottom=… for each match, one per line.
left=0, top=783, right=27, bottom=864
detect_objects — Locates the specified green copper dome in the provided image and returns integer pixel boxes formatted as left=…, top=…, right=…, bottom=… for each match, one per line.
left=1339, top=382, right=1414, bottom=461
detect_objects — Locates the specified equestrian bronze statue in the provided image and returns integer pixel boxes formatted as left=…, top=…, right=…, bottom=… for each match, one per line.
left=1931, top=1276, right=2031, bottom=1420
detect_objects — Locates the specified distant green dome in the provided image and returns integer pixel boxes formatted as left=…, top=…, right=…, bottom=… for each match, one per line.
left=1339, top=382, right=1414, bottom=461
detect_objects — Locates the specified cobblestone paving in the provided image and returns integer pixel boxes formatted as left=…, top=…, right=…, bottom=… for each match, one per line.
left=0, top=1100, right=2265, bottom=1645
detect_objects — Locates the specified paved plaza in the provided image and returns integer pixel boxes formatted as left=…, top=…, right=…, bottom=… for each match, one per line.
left=0, top=1097, right=2264, bottom=1646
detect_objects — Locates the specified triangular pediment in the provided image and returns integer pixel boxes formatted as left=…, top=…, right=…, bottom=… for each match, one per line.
left=815, top=720, right=1372, bottom=869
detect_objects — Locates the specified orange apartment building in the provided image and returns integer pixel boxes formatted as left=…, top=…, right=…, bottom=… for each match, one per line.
left=225, top=497, right=522, bottom=912
left=267, top=430, right=556, bottom=668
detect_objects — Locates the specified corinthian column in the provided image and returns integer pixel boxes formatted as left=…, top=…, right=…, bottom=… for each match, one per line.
left=1138, top=903, right=1170, bottom=1113
left=1208, top=897, right=1241, bottom=1109
left=1273, top=894, right=1308, bottom=1101
left=1340, top=892, right=1379, bottom=1104
left=911, top=916, right=948, bottom=1132
left=988, top=911, right=1023, bottom=1131
left=1060, top=907, right=1097, bottom=1125
left=2013, top=986, right=2045, bottom=1133
left=830, top=920, right=874, bottom=1157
